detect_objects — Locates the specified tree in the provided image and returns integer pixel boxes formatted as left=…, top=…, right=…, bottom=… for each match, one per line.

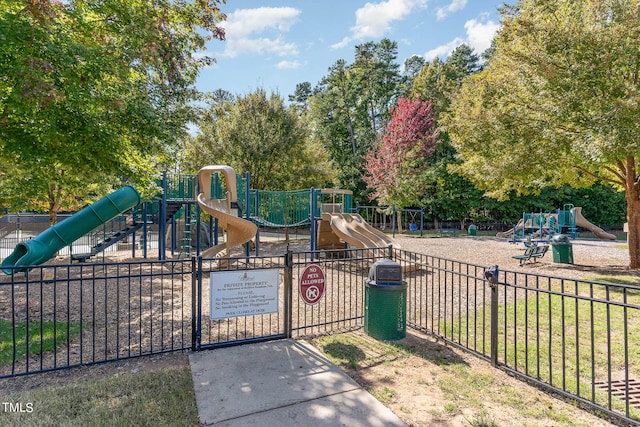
left=446, top=0, right=640, bottom=267
left=183, top=88, right=334, bottom=191
left=310, top=39, right=403, bottom=202
left=412, top=44, right=479, bottom=121
left=363, top=97, right=440, bottom=209
left=409, top=44, right=488, bottom=227
left=0, top=0, right=226, bottom=223
left=288, top=82, right=313, bottom=113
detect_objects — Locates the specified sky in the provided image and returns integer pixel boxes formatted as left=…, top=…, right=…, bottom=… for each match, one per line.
left=197, top=0, right=507, bottom=100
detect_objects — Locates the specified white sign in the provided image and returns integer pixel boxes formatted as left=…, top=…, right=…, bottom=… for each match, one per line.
left=210, top=269, right=279, bottom=320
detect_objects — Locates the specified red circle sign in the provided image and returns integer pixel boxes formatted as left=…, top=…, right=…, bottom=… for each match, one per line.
left=299, top=264, right=325, bottom=305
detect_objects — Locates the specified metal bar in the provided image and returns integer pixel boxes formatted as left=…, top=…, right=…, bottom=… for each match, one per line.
left=491, top=280, right=498, bottom=367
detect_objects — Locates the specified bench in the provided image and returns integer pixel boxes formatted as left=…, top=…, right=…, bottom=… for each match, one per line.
left=512, top=245, right=549, bottom=265
left=436, top=228, right=459, bottom=236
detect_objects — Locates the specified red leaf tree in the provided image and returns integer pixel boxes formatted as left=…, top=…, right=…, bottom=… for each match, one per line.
left=363, top=97, right=440, bottom=207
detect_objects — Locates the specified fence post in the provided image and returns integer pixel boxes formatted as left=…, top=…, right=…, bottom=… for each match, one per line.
left=159, top=171, right=167, bottom=260
left=191, top=256, right=197, bottom=351
left=192, top=256, right=203, bottom=351
left=284, top=249, right=293, bottom=338
left=490, top=282, right=499, bottom=367
left=310, top=188, right=316, bottom=258
left=484, top=265, right=500, bottom=367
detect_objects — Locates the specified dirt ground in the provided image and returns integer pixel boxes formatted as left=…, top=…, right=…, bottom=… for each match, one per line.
left=1, top=234, right=632, bottom=426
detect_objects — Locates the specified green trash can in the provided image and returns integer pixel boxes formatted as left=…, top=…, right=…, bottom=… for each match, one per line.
left=364, top=260, right=407, bottom=341
left=551, top=234, right=574, bottom=264
left=468, top=224, right=477, bottom=236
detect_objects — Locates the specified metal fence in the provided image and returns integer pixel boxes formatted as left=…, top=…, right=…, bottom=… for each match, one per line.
left=1, top=246, right=638, bottom=425
left=0, top=260, right=192, bottom=378
left=397, top=248, right=640, bottom=425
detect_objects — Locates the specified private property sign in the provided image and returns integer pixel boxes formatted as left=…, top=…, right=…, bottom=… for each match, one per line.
left=299, top=264, right=325, bottom=305
left=210, top=269, right=279, bottom=320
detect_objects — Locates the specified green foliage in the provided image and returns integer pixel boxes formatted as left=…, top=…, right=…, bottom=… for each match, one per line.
left=310, top=39, right=403, bottom=202
left=447, top=1, right=640, bottom=197
left=0, top=0, right=226, bottom=220
left=183, top=88, right=334, bottom=191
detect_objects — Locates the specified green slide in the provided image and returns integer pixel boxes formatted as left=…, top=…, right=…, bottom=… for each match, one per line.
left=2, top=186, right=141, bottom=274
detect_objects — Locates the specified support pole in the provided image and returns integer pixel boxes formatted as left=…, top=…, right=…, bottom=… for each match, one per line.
left=310, top=188, right=317, bottom=256
left=158, top=171, right=167, bottom=260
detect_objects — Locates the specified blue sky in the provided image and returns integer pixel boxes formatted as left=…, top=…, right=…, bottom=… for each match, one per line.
left=197, top=0, right=506, bottom=99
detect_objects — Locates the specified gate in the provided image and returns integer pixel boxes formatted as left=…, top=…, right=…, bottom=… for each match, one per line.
left=193, top=254, right=288, bottom=350
left=193, top=247, right=391, bottom=350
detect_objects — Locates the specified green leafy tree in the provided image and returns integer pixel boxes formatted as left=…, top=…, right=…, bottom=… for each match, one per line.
left=0, top=0, right=226, bottom=223
left=183, top=88, right=334, bottom=191
left=409, top=44, right=488, bottom=227
left=310, top=39, right=403, bottom=202
left=447, top=1, right=640, bottom=267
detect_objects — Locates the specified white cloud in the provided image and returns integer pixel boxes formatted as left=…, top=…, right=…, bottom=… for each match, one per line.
left=464, top=16, right=500, bottom=54
left=332, top=0, right=427, bottom=49
left=222, top=7, right=301, bottom=58
left=435, top=0, right=468, bottom=21
left=423, top=15, right=499, bottom=61
left=276, top=60, right=303, bottom=70
left=424, top=38, right=464, bottom=61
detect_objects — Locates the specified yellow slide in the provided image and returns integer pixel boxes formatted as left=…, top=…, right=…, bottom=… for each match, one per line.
left=496, top=219, right=524, bottom=238
left=572, top=207, right=616, bottom=240
left=197, top=166, right=258, bottom=259
left=322, top=213, right=398, bottom=254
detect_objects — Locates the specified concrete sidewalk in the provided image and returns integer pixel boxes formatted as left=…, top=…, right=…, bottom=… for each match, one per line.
left=189, top=339, right=407, bottom=426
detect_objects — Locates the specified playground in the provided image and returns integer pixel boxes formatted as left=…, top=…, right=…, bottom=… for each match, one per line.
left=0, top=234, right=624, bottom=427
left=0, top=166, right=636, bottom=426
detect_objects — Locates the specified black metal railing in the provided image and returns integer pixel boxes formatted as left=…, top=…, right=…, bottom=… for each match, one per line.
left=1, top=245, right=638, bottom=425
left=396, top=247, right=640, bottom=425
left=289, top=247, right=390, bottom=337
left=0, top=260, right=191, bottom=378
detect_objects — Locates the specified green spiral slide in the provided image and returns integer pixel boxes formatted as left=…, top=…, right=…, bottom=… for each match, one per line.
left=2, top=186, right=141, bottom=274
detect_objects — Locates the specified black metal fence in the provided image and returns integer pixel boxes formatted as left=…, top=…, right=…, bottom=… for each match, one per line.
left=0, top=260, right=192, bottom=378
left=1, top=246, right=638, bottom=425
left=397, top=248, right=640, bottom=425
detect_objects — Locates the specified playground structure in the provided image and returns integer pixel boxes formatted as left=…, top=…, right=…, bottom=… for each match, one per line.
left=196, top=165, right=257, bottom=259
left=1, top=167, right=623, bottom=275
left=1, top=186, right=141, bottom=273
left=496, top=204, right=616, bottom=242
left=0, top=166, right=407, bottom=273
left=319, top=213, right=395, bottom=255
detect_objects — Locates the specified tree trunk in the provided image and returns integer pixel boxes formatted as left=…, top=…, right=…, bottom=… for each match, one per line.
left=48, top=182, right=60, bottom=225
left=626, top=188, right=640, bottom=269
left=624, top=156, right=640, bottom=269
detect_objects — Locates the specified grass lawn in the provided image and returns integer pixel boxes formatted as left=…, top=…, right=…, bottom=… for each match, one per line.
left=0, top=364, right=198, bottom=427
left=0, top=320, right=82, bottom=367
left=445, top=273, right=640, bottom=421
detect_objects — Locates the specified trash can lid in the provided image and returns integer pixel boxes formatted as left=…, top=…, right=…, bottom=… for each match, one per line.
left=469, top=224, right=477, bottom=230
left=551, top=234, right=571, bottom=244
left=368, top=259, right=402, bottom=283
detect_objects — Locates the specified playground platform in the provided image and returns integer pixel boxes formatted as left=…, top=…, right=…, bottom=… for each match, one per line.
left=189, top=339, right=407, bottom=426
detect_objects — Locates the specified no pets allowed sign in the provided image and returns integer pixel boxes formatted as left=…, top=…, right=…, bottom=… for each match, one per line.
left=299, top=264, right=325, bottom=305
